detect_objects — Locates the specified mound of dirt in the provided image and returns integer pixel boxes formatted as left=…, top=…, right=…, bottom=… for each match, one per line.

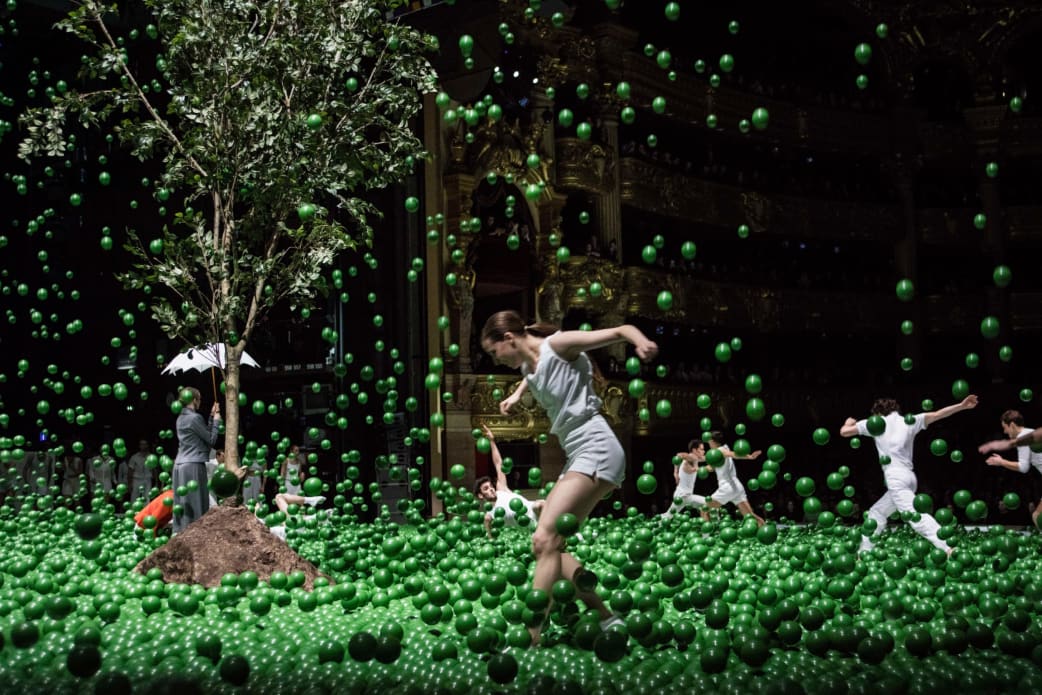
left=135, top=504, right=326, bottom=589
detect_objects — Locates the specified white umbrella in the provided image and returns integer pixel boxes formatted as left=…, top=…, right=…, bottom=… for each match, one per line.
left=161, top=343, right=260, bottom=375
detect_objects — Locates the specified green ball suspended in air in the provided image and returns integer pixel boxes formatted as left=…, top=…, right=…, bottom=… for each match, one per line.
left=656, top=291, right=673, bottom=311
left=812, top=428, right=831, bottom=446
left=681, top=241, right=696, bottom=259
left=751, top=107, right=769, bottom=130
left=980, top=316, right=1000, bottom=339
left=929, top=438, right=948, bottom=456
left=1002, top=492, right=1020, bottom=510
left=973, top=213, right=987, bottom=230
left=853, top=43, right=872, bottom=65
left=714, top=342, right=732, bottom=363
left=745, top=398, right=766, bottom=421
left=655, top=399, right=672, bottom=418
left=404, top=196, right=420, bottom=213
left=895, top=278, right=915, bottom=302
left=664, top=2, right=680, bottom=21
left=795, top=477, right=815, bottom=497
left=636, top=473, right=657, bottom=494
left=866, top=414, right=886, bottom=436
left=993, top=265, right=1012, bottom=288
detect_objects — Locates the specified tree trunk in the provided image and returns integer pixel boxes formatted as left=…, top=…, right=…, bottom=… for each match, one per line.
left=223, top=342, right=244, bottom=475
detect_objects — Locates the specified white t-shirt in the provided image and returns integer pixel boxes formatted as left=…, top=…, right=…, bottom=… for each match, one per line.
left=491, top=490, right=536, bottom=526
left=1014, top=427, right=1042, bottom=475
left=856, top=411, right=927, bottom=478
left=713, top=448, right=740, bottom=488
left=676, top=463, right=698, bottom=494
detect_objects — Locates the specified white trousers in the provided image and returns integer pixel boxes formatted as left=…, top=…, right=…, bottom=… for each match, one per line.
left=662, top=491, right=707, bottom=518
left=861, top=466, right=949, bottom=553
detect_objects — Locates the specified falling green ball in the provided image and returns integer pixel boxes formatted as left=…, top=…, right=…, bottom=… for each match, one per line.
left=636, top=473, right=657, bottom=494
left=681, top=241, right=696, bottom=259
left=641, top=245, right=657, bottom=264
left=656, top=291, right=673, bottom=311
left=655, top=399, right=672, bottom=418
left=853, top=43, right=872, bottom=65
left=714, top=342, right=732, bottom=363
left=993, top=265, right=1012, bottom=288
left=895, top=278, right=915, bottom=302
left=812, top=428, right=831, bottom=446
left=1020, top=388, right=1034, bottom=403
left=745, top=398, right=766, bottom=421
left=875, top=23, right=889, bottom=39
left=985, top=161, right=999, bottom=178
left=973, top=213, right=987, bottom=230
left=980, top=316, right=1000, bottom=339
left=751, top=107, right=769, bottom=130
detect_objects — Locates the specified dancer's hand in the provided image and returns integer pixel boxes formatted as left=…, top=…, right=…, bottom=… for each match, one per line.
left=635, top=338, right=658, bottom=362
left=978, top=439, right=1011, bottom=455
left=985, top=454, right=1004, bottom=467
left=499, top=391, right=522, bottom=415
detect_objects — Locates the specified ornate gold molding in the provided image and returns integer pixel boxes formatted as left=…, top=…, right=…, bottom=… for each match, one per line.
left=555, top=137, right=614, bottom=194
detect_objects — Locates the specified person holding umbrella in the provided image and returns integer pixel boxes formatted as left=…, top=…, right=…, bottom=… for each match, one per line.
left=173, top=387, right=223, bottom=532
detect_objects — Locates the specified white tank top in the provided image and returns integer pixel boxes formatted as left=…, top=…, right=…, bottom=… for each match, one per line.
left=522, top=333, right=602, bottom=438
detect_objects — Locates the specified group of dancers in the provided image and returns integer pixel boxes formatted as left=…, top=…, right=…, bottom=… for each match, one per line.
left=478, top=309, right=1041, bottom=645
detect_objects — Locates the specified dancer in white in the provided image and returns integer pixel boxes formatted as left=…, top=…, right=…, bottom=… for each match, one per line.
left=481, top=310, right=658, bottom=645
left=475, top=423, right=544, bottom=534
left=703, top=431, right=764, bottom=526
left=661, top=438, right=707, bottom=519
left=841, top=395, right=977, bottom=555
left=984, top=409, right=1042, bottom=525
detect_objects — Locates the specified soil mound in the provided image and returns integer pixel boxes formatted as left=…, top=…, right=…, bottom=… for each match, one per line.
left=134, top=504, right=325, bottom=589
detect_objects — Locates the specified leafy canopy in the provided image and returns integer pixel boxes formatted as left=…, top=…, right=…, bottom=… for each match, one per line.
left=20, top=0, right=438, bottom=347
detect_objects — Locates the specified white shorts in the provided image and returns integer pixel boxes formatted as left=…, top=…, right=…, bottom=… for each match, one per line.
left=710, top=483, right=747, bottom=506
left=558, top=415, right=625, bottom=486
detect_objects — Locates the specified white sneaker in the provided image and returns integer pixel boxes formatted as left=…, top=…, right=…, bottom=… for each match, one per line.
left=304, top=496, right=326, bottom=507
left=600, top=614, right=625, bottom=631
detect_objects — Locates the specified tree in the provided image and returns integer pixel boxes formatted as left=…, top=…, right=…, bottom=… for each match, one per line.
left=18, top=0, right=438, bottom=474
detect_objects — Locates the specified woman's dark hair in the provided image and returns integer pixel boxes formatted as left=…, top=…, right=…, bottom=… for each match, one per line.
left=687, top=438, right=703, bottom=453
left=480, top=310, right=558, bottom=344
left=709, top=431, right=725, bottom=446
left=871, top=398, right=901, bottom=416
